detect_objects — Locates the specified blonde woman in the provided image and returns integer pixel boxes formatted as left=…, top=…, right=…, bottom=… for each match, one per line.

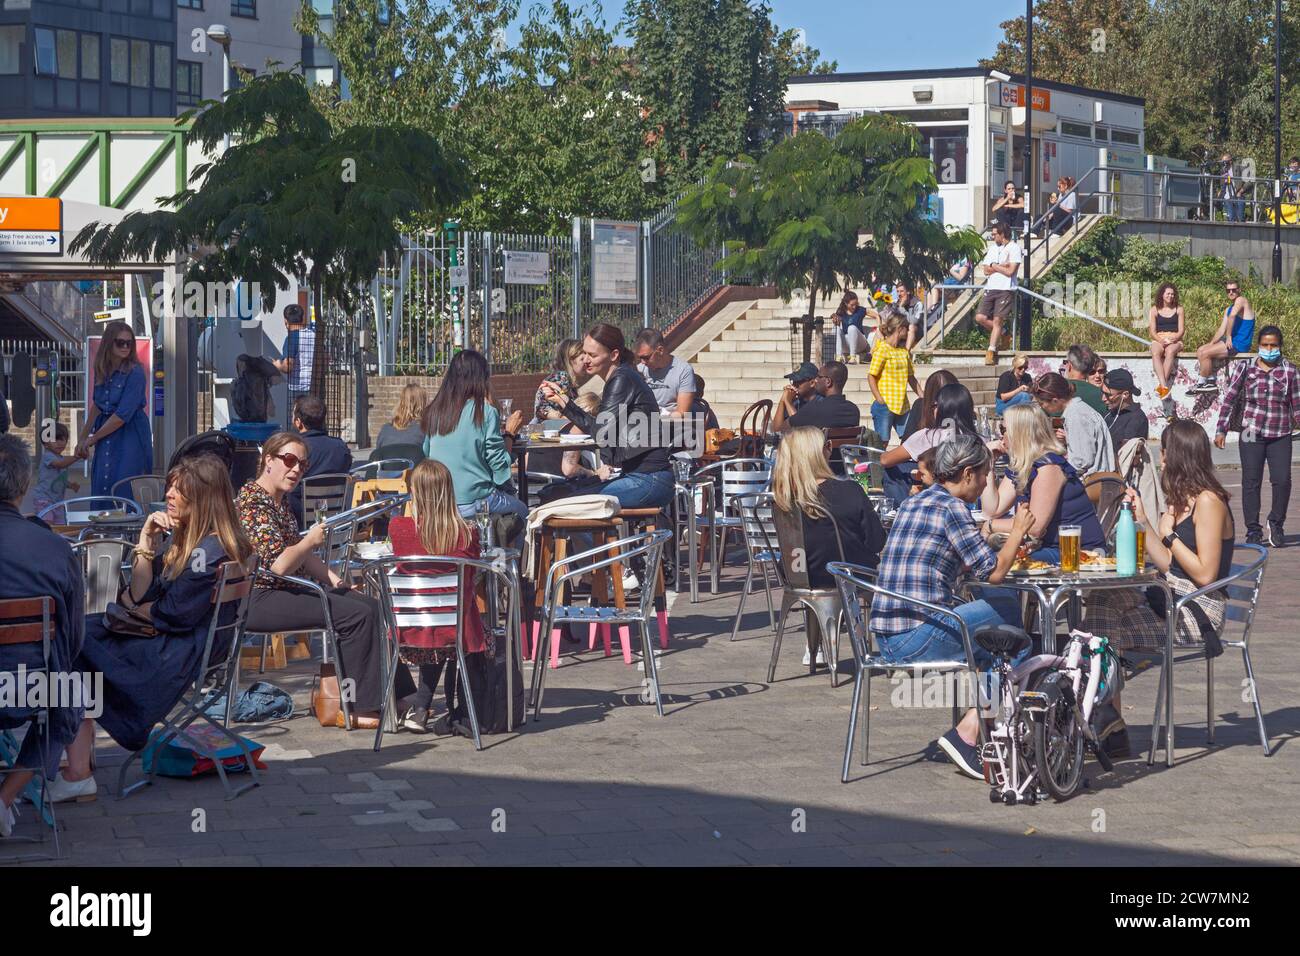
left=981, top=403, right=1104, bottom=563
left=996, top=353, right=1034, bottom=415
left=387, top=460, right=488, bottom=733
left=51, top=455, right=254, bottom=802
left=376, top=382, right=429, bottom=450
left=773, top=426, right=886, bottom=589
left=867, top=311, right=921, bottom=441
left=76, top=319, right=153, bottom=500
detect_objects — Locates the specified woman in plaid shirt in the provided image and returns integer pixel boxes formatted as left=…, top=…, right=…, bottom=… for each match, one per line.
left=873, top=435, right=1036, bottom=778
left=1214, top=326, right=1300, bottom=546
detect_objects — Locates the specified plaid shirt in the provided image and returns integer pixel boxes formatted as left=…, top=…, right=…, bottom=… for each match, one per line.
left=1216, top=359, right=1300, bottom=440
left=872, top=484, right=996, bottom=636
left=868, top=341, right=913, bottom=415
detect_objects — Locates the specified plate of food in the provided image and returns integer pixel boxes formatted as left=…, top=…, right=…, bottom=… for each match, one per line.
left=559, top=433, right=591, bottom=444
left=1011, top=557, right=1054, bottom=575
left=1080, top=550, right=1116, bottom=569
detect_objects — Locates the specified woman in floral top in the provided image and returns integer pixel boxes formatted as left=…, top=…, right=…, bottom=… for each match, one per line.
left=236, top=432, right=385, bottom=729
left=531, top=338, right=585, bottom=422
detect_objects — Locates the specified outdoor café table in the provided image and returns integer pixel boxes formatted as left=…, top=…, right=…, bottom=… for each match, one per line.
left=510, top=432, right=601, bottom=506
left=982, top=566, right=1179, bottom=767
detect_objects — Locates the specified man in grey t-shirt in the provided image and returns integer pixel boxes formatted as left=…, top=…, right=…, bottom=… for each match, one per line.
left=634, top=327, right=696, bottom=417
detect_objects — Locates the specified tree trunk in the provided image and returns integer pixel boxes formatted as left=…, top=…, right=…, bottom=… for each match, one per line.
left=801, top=285, right=819, bottom=365
left=309, top=272, right=328, bottom=406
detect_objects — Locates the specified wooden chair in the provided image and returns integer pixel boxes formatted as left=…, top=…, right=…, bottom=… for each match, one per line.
left=351, top=475, right=409, bottom=509
left=737, top=400, right=773, bottom=459
left=822, top=425, right=866, bottom=474
left=1083, top=471, right=1127, bottom=537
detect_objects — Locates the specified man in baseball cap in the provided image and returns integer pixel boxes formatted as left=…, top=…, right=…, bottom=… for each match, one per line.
left=773, top=362, right=822, bottom=431
left=1102, top=368, right=1148, bottom=447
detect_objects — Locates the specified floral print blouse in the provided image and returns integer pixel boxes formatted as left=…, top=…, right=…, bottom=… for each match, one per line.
left=533, top=369, right=576, bottom=421
left=236, top=480, right=302, bottom=590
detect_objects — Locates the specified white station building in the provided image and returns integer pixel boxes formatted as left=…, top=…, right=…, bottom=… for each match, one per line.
left=784, top=68, right=1147, bottom=232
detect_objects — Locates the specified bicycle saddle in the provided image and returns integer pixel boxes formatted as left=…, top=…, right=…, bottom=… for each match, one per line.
left=973, top=624, right=1032, bottom=659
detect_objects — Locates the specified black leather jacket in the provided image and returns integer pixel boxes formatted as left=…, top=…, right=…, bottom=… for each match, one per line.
left=561, top=364, right=670, bottom=474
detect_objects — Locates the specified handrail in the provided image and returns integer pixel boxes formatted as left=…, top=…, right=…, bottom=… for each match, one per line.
left=925, top=281, right=1149, bottom=349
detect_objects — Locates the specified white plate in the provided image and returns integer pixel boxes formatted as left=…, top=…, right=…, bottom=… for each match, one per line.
left=559, top=434, right=590, bottom=444
left=355, top=544, right=393, bottom=560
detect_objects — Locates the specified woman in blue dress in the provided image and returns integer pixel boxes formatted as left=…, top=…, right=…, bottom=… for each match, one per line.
left=76, top=320, right=153, bottom=502
left=43, top=454, right=254, bottom=803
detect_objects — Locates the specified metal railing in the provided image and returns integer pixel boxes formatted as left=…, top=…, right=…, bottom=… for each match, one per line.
left=0, top=339, right=85, bottom=406
left=923, top=283, right=1148, bottom=351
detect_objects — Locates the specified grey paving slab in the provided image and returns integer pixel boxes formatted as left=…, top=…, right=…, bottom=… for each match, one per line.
left=14, top=464, right=1300, bottom=866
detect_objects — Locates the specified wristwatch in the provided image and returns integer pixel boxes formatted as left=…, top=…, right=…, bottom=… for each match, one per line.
left=1161, top=531, right=1177, bottom=550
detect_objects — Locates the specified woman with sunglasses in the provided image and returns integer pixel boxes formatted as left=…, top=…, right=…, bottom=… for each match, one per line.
left=75, top=320, right=153, bottom=502
left=236, top=433, right=386, bottom=729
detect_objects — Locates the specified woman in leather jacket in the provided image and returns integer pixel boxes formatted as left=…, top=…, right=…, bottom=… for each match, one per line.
left=538, top=323, right=675, bottom=508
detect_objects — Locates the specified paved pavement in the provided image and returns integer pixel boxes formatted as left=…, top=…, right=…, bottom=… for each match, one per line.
left=17, top=469, right=1300, bottom=867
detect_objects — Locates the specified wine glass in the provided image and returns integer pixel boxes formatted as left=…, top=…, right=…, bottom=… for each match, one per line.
left=499, top=397, right=514, bottom=423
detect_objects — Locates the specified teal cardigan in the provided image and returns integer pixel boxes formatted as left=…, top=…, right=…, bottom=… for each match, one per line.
left=423, top=400, right=512, bottom=506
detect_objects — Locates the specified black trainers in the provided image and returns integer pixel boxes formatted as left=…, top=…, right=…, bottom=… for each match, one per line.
left=1267, top=523, right=1286, bottom=548
left=1246, top=530, right=1264, bottom=546
left=937, top=728, right=984, bottom=780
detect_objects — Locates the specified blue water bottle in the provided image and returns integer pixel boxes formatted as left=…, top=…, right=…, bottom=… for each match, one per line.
left=1115, top=501, right=1137, bottom=577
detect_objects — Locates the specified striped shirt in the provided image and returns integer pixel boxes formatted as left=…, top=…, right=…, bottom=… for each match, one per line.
left=1216, top=358, right=1300, bottom=440
left=285, top=326, right=316, bottom=392
left=872, top=484, right=996, bottom=636
left=868, top=341, right=913, bottom=415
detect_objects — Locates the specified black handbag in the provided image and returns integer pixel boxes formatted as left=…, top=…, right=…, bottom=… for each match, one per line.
left=104, top=600, right=158, bottom=637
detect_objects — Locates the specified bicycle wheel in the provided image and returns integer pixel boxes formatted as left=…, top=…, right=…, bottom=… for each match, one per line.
left=1032, top=676, right=1085, bottom=801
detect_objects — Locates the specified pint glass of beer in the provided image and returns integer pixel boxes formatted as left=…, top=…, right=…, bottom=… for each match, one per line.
left=1059, top=525, right=1082, bottom=573
left=1135, top=524, right=1146, bottom=573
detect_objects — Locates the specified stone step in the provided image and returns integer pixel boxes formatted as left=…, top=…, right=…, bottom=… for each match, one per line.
left=720, top=327, right=789, bottom=341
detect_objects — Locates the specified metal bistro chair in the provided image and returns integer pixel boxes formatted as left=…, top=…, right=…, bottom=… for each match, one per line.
left=69, top=538, right=134, bottom=615
left=367, top=551, right=523, bottom=752
left=729, top=492, right=781, bottom=642
left=298, top=472, right=355, bottom=526
left=0, top=597, right=61, bottom=861
left=1142, top=543, right=1271, bottom=767
left=37, top=495, right=141, bottom=526
left=669, top=453, right=712, bottom=603
left=531, top=529, right=673, bottom=718
left=690, top=457, right=772, bottom=596
left=822, top=425, right=866, bottom=474
left=118, top=555, right=261, bottom=800
left=1083, top=471, right=1127, bottom=537
left=829, top=562, right=990, bottom=782
left=109, top=474, right=166, bottom=507
left=350, top=459, right=414, bottom=481
left=768, top=501, right=849, bottom=686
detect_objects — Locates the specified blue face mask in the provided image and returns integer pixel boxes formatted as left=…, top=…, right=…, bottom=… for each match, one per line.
left=1260, top=348, right=1282, bottom=363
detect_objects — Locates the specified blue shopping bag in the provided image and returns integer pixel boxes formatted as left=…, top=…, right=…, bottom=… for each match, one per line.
left=140, top=725, right=266, bottom=778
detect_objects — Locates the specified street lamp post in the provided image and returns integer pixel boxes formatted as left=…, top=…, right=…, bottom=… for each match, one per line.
left=1272, top=0, right=1283, bottom=283
left=1020, top=0, right=1033, bottom=351
left=205, top=24, right=232, bottom=154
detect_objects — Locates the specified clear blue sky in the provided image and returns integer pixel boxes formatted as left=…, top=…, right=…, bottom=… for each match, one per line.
left=767, top=0, right=1028, bottom=73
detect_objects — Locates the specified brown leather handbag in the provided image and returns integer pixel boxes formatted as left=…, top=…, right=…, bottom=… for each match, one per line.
left=310, top=663, right=342, bottom=727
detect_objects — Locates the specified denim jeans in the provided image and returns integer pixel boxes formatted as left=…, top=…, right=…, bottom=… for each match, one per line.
left=994, top=392, right=1035, bottom=417
left=870, top=401, right=906, bottom=442
left=543, top=468, right=675, bottom=510
left=876, top=589, right=1027, bottom=674
left=458, top=488, right=529, bottom=521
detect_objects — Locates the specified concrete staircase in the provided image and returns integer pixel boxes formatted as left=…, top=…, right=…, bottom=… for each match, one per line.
left=682, top=297, right=1009, bottom=428
left=918, top=213, right=1107, bottom=350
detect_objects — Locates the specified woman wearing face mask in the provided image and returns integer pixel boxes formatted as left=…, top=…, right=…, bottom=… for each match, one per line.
left=1215, top=326, right=1300, bottom=547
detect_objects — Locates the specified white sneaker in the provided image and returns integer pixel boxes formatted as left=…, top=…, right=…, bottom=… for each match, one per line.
left=0, top=801, right=16, bottom=838
left=41, top=772, right=98, bottom=804
left=622, top=571, right=639, bottom=592
left=801, top=648, right=827, bottom=666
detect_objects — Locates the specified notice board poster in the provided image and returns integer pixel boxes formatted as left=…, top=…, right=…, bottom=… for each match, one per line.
left=85, top=336, right=154, bottom=422
left=504, top=250, right=550, bottom=285
left=591, top=220, right=639, bottom=304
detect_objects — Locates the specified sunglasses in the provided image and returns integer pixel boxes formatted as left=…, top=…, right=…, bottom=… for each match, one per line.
left=114, top=338, right=134, bottom=348
left=272, top=452, right=310, bottom=472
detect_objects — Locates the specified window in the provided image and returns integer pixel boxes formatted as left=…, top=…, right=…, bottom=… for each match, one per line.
left=1111, top=129, right=1140, bottom=146
left=176, top=59, right=201, bottom=105
left=153, top=43, right=170, bottom=88
left=110, top=37, right=128, bottom=83
left=928, top=132, right=968, bottom=185
left=231, top=0, right=256, bottom=17
left=0, top=25, right=22, bottom=75
left=306, top=65, right=334, bottom=86
left=81, top=34, right=99, bottom=79
left=1094, top=126, right=1109, bottom=141
left=56, top=30, right=77, bottom=79
left=34, top=27, right=56, bottom=75
left=130, top=39, right=149, bottom=87
left=177, top=0, right=203, bottom=8
left=882, top=108, right=970, bottom=123
left=1060, top=121, right=1092, bottom=140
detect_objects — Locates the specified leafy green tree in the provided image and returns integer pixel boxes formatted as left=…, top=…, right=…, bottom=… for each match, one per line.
left=627, top=0, right=836, bottom=202
left=70, top=71, right=470, bottom=395
left=676, top=114, right=985, bottom=334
